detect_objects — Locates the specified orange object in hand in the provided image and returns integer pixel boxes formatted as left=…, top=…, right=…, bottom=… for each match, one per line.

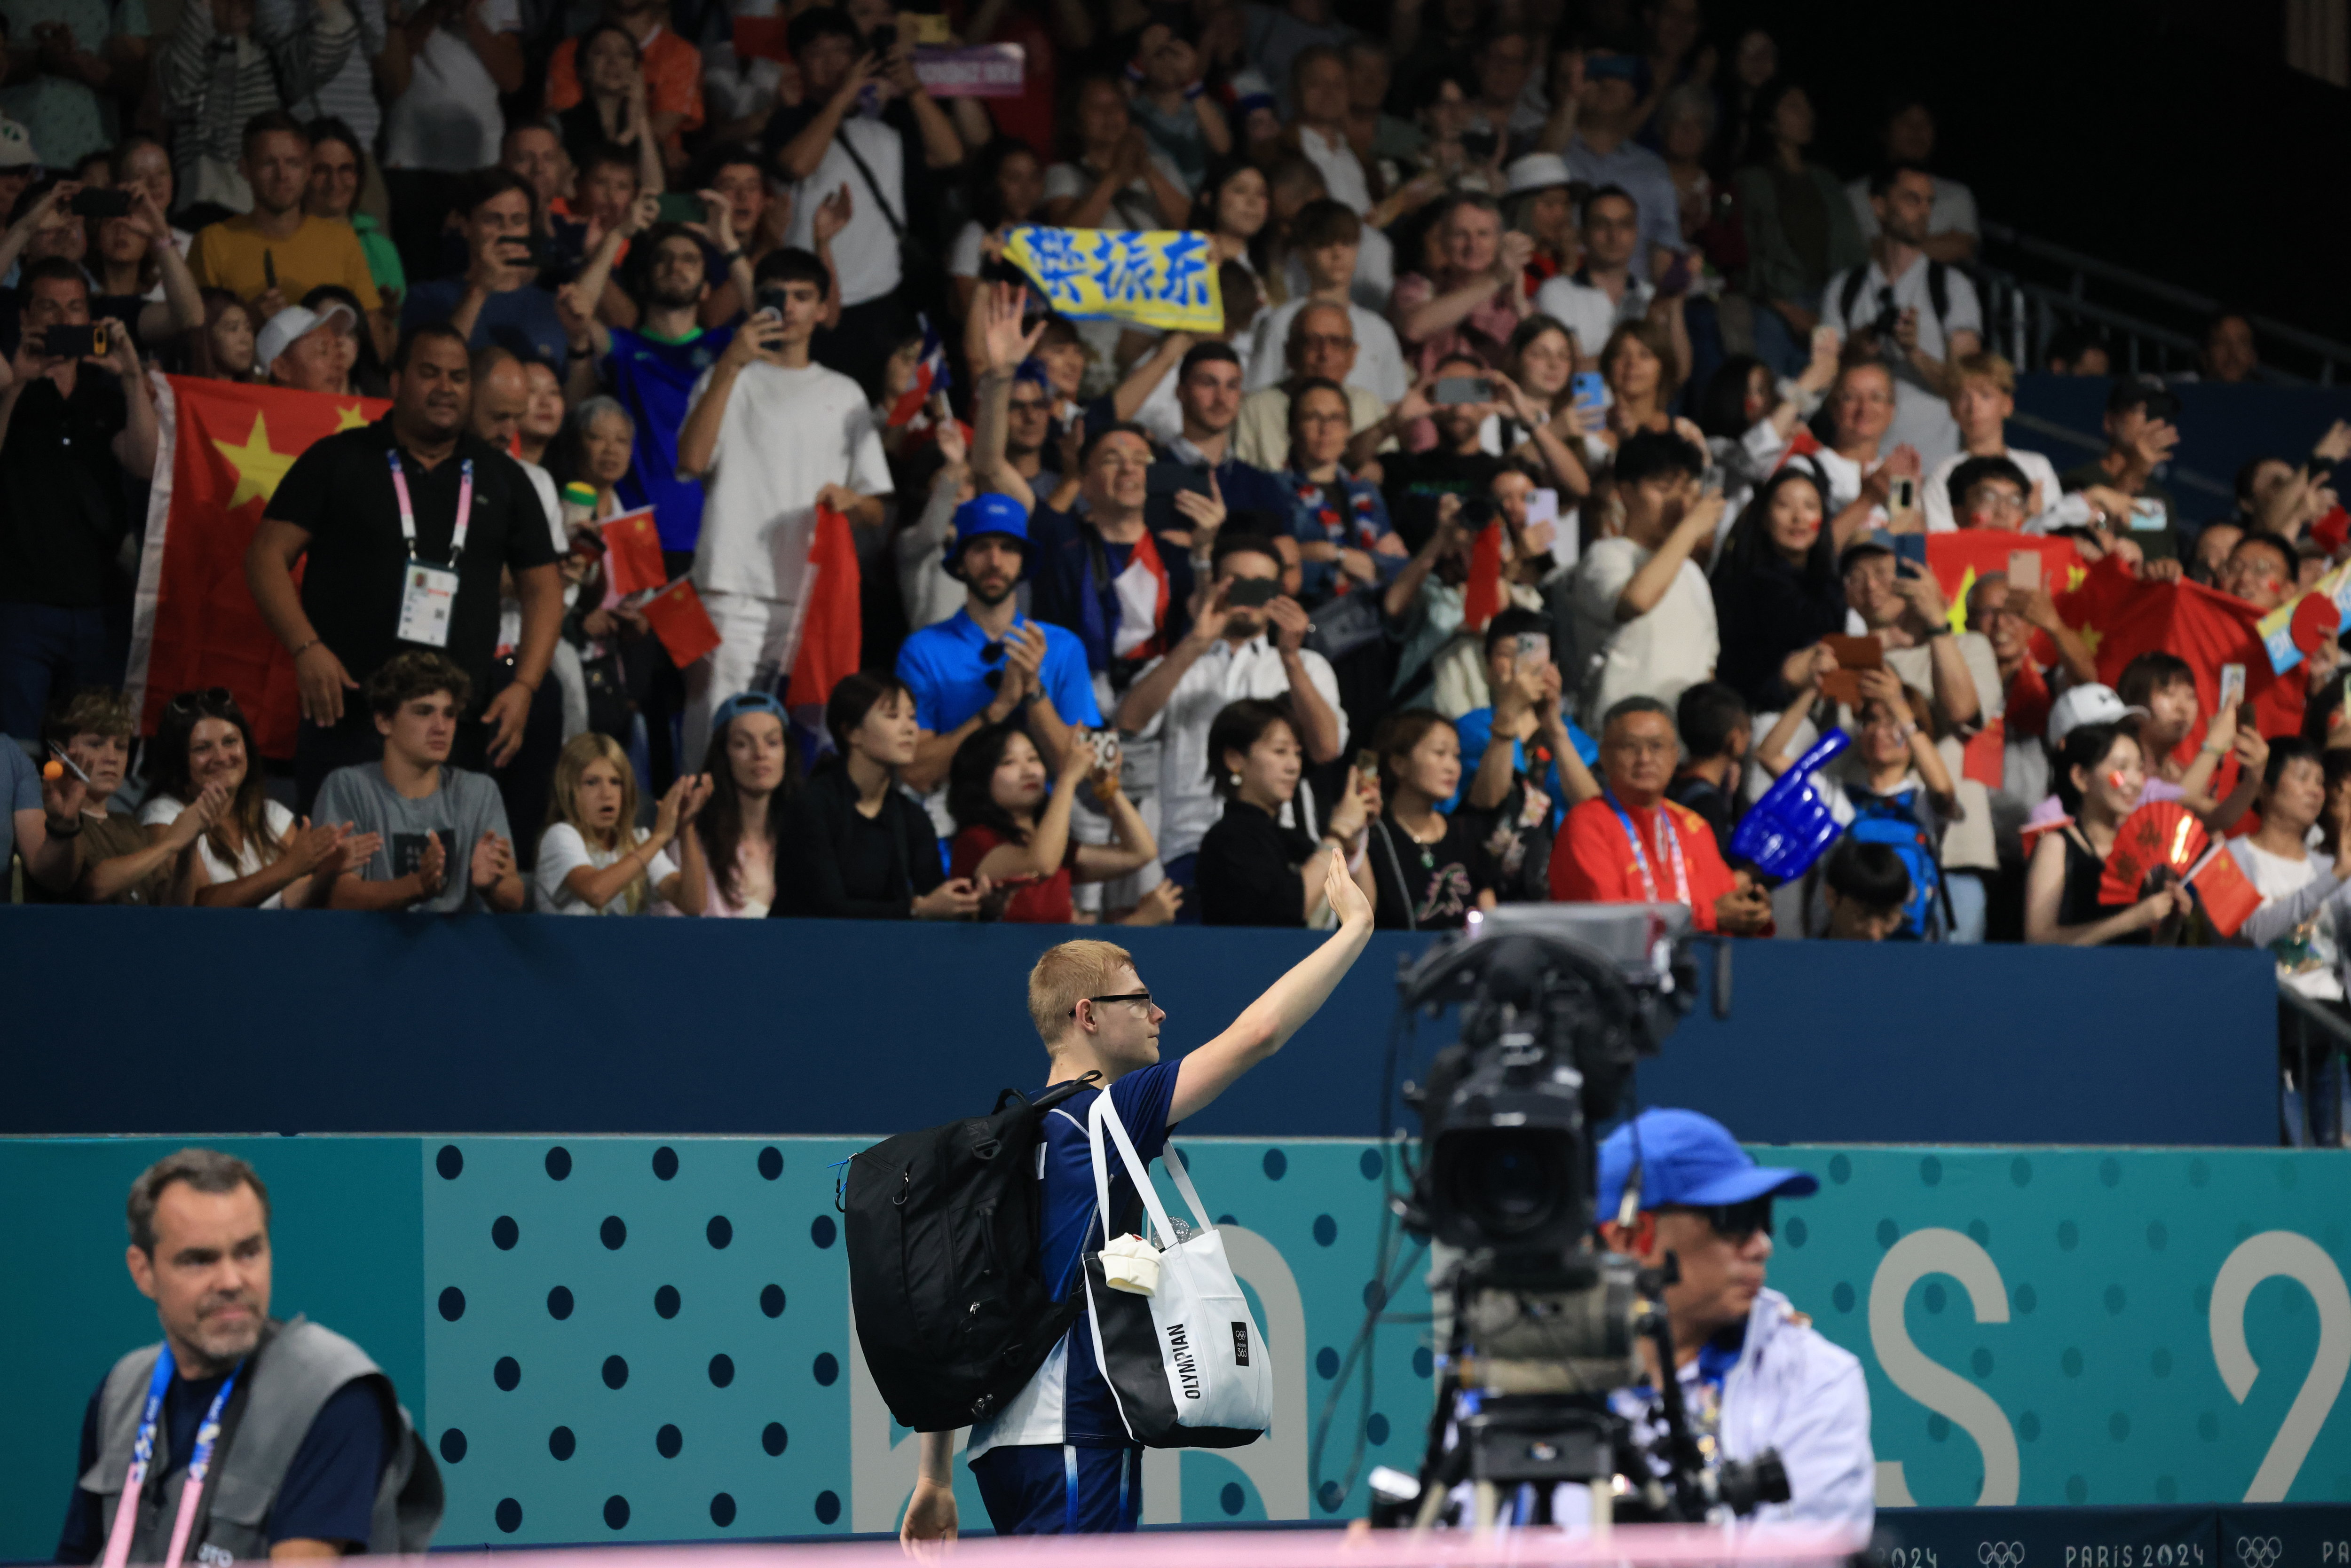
left=42, top=759, right=63, bottom=780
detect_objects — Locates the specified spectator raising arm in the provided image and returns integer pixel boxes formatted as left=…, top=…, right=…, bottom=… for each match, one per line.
left=676, top=311, right=783, bottom=478
left=1615, top=487, right=1724, bottom=622
left=774, top=48, right=878, bottom=182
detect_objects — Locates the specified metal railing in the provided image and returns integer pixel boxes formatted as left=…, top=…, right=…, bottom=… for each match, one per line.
left=2277, top=984, right=2351, bottom=1147
left=1975, top=220, right=2351, bottom=386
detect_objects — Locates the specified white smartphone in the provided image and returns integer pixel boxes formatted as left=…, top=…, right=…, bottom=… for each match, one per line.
left=2218, top=663, right=2247, bottom=715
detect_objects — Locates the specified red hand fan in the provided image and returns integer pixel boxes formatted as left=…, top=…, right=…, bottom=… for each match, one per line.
left=2099, top=799, right=2209, bottom=906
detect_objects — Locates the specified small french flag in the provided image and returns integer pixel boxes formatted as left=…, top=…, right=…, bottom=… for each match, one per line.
left=887, top=314, right=950, bottom=428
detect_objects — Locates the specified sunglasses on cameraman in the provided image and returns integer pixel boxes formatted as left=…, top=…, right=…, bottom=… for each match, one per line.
left=1658, top=1196, right=1773, bottom=1243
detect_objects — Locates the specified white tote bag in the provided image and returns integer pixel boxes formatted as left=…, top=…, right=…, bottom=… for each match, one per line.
left=1079, top=1094, right=1273, bottom=1447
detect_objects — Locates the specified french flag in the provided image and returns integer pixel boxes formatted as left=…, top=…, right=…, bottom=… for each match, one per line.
left=887, top=314, right=950, bottom=428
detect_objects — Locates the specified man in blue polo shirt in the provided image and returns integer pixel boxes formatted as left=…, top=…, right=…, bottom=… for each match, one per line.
left=897, top=495, right=1100, bottom=827
left=1592, top=1110, right=1874, bottom=1531
left=902, top=866, right=1375, bottom=1539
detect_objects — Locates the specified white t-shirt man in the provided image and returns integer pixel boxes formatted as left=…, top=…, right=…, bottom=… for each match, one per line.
left=1922, top=445, right=2065, bottom=533
left=534, top=821, right=680, bottom=914
left=1819, top=257, right=1982, bottom=471
left=1243, top=297, right=1408, bottom=402
left=685, top=357, right=891, bottom=760
left=782, top=112, right=905, bottom=308
left=381, top=0, right=520, bottom=171
left=1282, top=224, right=1395, bottom=315
left=1569, top=536, right=1718, bottom=729
left=1130, top=633, right=1347, bottom=865
left=1532, top=271, right=1653, bottom=362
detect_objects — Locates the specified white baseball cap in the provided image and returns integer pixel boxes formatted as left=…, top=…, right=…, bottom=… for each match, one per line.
left=1503, top=152, right=1573, bottom=198
left=2046, top=683, right=2148, bottom=749
left=256, top=300, right=355, bottom=373
left=0, top=116, right=39, bottom=172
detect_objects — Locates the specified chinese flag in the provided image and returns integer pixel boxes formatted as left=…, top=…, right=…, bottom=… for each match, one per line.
left=2062, top=567, right=2285, bottom=755
left=1461, top=519, right=1506, bottom=634
left=1925, top=530, right=2084, bottom=634
left=784, top=504, right=863, bottom=713
left=2190, top=847, right=2264, bottom=938
left=639, top=578, right=723, bottom=668
left=1772, top=425, right=1823, bottom=473
left=127, top=377, right=388, bottom=758
left=601, top=506, right=666, bottom=595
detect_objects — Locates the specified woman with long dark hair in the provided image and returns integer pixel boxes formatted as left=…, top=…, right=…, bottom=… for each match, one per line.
left=1190, top=156, right=1271, bottom=273
left=688, top=691, right=797, bottom=917
left=138, top=688, right=370, bottom=908
left=774, top=672, right=986, bottom=920
left=2024, top=720, right=2192, bottom=946
left=946, top=720, right=1168, bottom=924
left=1709, top=466, right=1845, bottom=710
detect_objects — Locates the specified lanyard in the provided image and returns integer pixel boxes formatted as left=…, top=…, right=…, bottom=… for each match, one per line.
left=388, top=449, right=474, bottom=567
left=100, top=1346, right=243, bottom=1568
left=1604, top=789, right=1688, bottom=908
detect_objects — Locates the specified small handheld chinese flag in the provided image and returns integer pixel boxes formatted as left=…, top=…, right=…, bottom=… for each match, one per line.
left=2099, top=799, right=2207, bottom=906
left=2188, top=845, right=2263, bottom=938
left=601, top=507, right=666, bottom=596
left=639, top=578, right=723, bottom=668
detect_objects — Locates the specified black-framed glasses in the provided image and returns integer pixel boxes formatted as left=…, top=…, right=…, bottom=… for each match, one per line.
left=1661, top=1196, right=1773, bottom=1243
left=166, top=686, right=234, bottom=715
left=1070, top=991, right=1155, bottom=1016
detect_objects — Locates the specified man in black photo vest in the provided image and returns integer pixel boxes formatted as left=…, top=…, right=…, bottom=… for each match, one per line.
left=57, top=1150, right=441, bottom=1561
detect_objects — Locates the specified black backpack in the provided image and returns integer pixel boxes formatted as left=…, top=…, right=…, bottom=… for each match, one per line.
left=843, top=1074, right=1101, bottom=1433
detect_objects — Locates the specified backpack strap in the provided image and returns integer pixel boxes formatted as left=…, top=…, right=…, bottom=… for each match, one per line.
left=1926, top=261, right=1950, bottom=334
left=1837, top=268, right=1867, bottom=326
left=1371, top=818, right=1417, bottom=931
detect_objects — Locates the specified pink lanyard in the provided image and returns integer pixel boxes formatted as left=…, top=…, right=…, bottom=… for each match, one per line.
left=1606, top=791, right=1690, bottom=907
left=101, top=1348, right=242, bottom=1568
left=387, top=449, right=474, bottom=566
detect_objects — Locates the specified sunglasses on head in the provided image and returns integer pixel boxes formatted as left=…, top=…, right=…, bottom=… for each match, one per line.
left=166, top=686, right=235, bottom=715
left=1660, top=1196, right=1774, bottom=1243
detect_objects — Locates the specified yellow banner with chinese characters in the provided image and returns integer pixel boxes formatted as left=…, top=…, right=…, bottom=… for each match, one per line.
left=1002, top=225, right=1223, bottom=332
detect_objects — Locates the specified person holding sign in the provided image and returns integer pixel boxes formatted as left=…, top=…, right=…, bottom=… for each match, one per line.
left=247, top=323, right=563, bottom=812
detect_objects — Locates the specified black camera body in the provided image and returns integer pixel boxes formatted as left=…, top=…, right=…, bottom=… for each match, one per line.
left=1386, top=906, right=1791, bottom=1529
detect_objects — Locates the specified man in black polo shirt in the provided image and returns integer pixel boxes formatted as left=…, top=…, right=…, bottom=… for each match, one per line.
left=245, top=323, right=562, bottom=810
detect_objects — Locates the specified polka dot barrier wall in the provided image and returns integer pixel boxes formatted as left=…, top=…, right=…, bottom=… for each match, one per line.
left=426, top=1139, right=859, bottom=1544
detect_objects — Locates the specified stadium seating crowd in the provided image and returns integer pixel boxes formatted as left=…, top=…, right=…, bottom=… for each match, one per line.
left=3, top=0, right=2347, bottom=983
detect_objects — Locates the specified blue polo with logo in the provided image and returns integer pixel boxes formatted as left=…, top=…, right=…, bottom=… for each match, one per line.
left=603, top=323, right=736, bottom=552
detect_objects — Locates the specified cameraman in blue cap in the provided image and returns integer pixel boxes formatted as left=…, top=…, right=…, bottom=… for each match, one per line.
left=895, top=493, right=1101, bottom=828
left=1596, top=1109, right=1875, bottom=1531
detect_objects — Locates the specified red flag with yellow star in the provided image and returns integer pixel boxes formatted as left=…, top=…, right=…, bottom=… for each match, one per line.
left=1925, top=529, right=2086, bottom=636
left=127, top=377, right=387, bottom=757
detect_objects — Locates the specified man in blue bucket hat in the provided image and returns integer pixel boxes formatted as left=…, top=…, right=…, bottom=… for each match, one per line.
left=895, top=493, right=1100, bottom=824
left=1595, top=1109, right=1875, bottom=1530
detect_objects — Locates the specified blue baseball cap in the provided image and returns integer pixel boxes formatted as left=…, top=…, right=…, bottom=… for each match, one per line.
left=946, top=493, right=1030, bottom=578
left=1598, top=1109, right=1819, bottom=1217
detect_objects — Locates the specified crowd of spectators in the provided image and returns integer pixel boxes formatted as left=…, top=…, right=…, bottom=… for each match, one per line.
left=1, top=0, right=2345, bottom=985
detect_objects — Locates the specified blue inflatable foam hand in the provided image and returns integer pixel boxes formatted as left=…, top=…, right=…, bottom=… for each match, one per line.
left=1728, top=727, right=1852, bottom=882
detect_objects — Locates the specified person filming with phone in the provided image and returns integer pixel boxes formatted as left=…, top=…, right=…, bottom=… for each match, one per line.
left=398, top=168, right=569, bottom=371
left=0, top=258, right=154, bottom=736
left=1566, top=429, right=1721, bottom=727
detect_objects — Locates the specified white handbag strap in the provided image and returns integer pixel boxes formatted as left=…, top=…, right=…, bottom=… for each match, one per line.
left=1159, top=1142, right=1216, bottom=1234
left=1088, top=1094, right=1182, bottom=1249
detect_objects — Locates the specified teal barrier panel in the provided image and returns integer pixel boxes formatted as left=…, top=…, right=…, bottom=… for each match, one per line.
left=11, top=1137, right=2351, bottom=1557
